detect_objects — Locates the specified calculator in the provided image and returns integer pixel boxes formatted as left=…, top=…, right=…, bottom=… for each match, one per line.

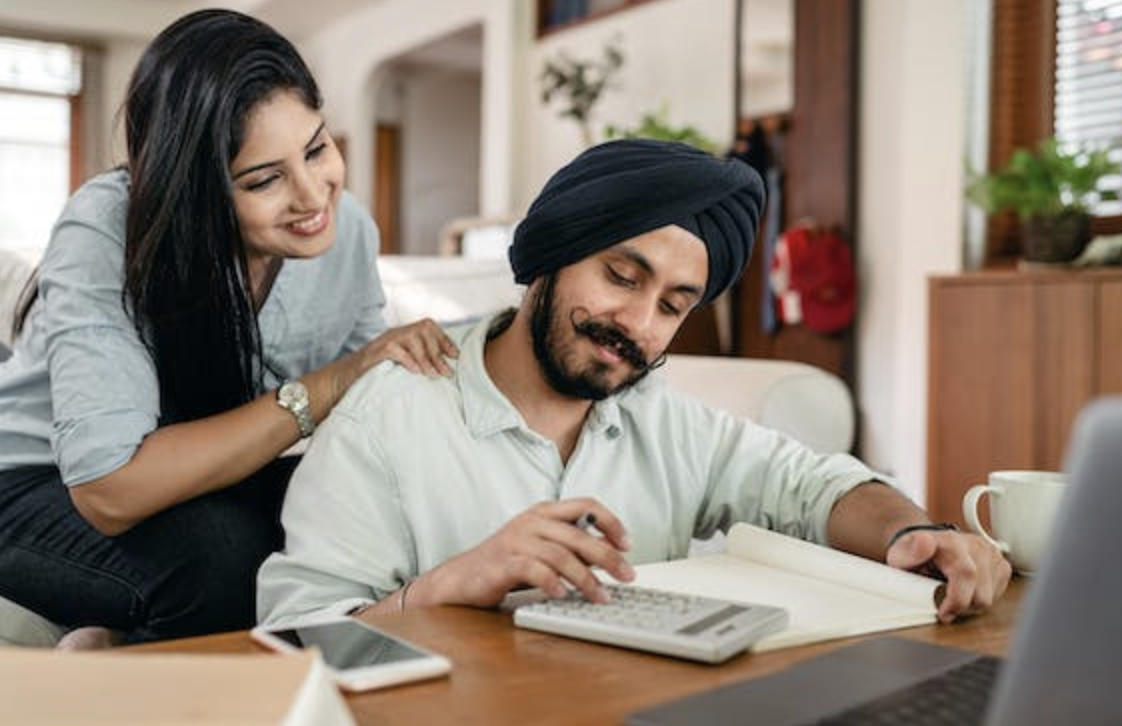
left=513, top=583, right=788, bottom=663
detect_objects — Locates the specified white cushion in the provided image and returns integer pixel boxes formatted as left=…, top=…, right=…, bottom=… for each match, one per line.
left=659, top=354, right=856, bottom=557
left=377, top=255, right=523, bottom=327
left=0, top=249, right=35, bottom=348
left=658, top=354, right=855, bottom=454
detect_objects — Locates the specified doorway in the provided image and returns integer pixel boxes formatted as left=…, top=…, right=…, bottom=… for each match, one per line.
left=372, top=24, right=483, bottom=257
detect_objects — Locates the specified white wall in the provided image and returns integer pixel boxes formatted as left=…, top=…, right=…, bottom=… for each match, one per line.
left=295, top=0, right=523, bottom=222
left=520, top=0, right=737, bottom=208
left=295, top=0, right=736, bottom=244
left=398, top=68, right=482, bottom=255
left=94, top=38, right=147, bottom=169
left=740, top=0, right=794, bottom=118
left=0, top=0, right=189, bottom=39
left=857, top=0, right=970, bottom=503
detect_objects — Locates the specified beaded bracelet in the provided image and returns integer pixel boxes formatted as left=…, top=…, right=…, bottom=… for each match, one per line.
left=887, top=522, right=959, bottom=550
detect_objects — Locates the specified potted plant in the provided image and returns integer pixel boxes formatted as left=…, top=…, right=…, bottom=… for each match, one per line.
left=540, top=39, right=624, bottom=148
left=966, top=138, right=1118, bottom=263
left=604, top=104, right=719, bottom=154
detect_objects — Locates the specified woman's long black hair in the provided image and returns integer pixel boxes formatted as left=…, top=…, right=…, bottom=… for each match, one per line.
left=14, top=10, right=323, bottom=422
left=120, top=9, right=321, bottom=423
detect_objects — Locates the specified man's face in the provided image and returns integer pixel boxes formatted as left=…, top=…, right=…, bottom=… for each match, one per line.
left=529, top=224, right=708, bottom=400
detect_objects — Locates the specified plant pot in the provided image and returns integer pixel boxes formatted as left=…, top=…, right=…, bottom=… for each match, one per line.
left=1020, top=212, right=1091, bottom=264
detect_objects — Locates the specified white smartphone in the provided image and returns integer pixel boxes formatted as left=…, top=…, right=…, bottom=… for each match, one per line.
left=250, top=617, right=452, bottom=692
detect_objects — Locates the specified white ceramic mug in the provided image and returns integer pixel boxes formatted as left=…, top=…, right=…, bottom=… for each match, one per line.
left=962, top=470, right=1067, bottom=575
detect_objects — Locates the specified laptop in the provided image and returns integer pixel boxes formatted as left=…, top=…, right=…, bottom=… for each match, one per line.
left=627, top=397, right=1122, bottom=726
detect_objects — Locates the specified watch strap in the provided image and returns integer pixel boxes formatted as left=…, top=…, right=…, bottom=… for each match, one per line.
left=289, top=403, right=315, bottom=438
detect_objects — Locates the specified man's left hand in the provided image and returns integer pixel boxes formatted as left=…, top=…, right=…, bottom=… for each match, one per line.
left=887, top=529, right=1012, bottom=623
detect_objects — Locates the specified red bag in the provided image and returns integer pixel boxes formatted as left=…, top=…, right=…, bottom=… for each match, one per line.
left=768, top=225, right=856, bottom=334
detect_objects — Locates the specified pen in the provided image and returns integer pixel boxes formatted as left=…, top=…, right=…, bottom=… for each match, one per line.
left=574, top=512, right=597, bottom=532
left=573, top=513, right=610, bottom=602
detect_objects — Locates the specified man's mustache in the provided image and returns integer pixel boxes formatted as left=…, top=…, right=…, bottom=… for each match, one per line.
left=569, top=309, right=654, bottom=372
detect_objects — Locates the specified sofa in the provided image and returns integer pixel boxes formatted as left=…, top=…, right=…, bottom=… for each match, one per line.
left=0, top=254, right=854, bottom=647
left=0, top=249, right=34, bottom=357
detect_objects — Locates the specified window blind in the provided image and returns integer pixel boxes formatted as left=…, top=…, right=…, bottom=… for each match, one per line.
left=1055, top=0, right=1122, bottom=216
left=0, top=37, right=81, bottom=95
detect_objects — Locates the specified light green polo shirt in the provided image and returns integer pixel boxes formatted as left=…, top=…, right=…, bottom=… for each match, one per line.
left=258, top=315, right=882, bottom=626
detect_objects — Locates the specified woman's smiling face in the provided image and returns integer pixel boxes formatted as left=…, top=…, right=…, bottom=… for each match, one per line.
left=229, top=89, right=345, bottom=272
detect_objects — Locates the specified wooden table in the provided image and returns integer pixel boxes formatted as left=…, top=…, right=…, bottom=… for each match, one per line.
left=136, top=579, right=1027, bottom=726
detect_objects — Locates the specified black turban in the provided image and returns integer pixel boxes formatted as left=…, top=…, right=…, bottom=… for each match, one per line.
left=510, top=139, right=765, bottom=306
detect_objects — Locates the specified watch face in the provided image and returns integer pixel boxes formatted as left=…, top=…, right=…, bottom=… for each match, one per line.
left=279, top=381, right=308, bottom=409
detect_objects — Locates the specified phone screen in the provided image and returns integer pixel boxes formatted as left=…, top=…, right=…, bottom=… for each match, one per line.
left=271, top=621, right=431, bottom=670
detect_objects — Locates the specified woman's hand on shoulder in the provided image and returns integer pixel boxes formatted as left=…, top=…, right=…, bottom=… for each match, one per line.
left=307, top=318, right=458, bottom=425
left=360, top=318, right=459, bottom=377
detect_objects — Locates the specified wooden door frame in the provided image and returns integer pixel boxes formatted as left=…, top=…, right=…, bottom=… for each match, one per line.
left=374, top=123, right=401, bottom=255
left=735, top=0, right=858, bottom=389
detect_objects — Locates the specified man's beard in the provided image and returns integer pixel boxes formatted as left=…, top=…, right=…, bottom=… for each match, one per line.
left=529, top=274, right=661, bottom=401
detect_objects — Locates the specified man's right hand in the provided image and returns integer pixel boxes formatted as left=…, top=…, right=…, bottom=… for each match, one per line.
left=407, top=498, right=634, bottom=608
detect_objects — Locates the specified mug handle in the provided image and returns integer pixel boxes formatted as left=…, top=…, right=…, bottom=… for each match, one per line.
left=962, top=484, right=1010, bottom=553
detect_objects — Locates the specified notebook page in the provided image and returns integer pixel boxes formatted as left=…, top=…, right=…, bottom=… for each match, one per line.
left=628, top=525, right=943, bottom=651
left=726, top=523, right=943, bottom=607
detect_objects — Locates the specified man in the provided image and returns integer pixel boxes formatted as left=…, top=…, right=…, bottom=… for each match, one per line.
left=258, top=139, right=1010, bottom=628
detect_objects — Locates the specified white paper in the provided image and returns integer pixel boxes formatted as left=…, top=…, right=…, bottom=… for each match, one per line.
left=631, top=524, right=943, bottom=652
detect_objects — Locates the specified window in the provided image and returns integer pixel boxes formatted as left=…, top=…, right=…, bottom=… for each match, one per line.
left=1054, top=0, right=1122, bottom=217
left=984, top=0, right=1122, bottom=264
left=0, top=36, right=83, bottom=262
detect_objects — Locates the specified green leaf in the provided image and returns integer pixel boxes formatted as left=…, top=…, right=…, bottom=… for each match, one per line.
left=603, top=105, right=718, bottom=154
left=965, top=138, right=1120, bottom=219
left=539, top=37, right=626, bottom=141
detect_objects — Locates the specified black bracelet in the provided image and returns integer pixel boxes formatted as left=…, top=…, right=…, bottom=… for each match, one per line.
left=887, top=522, right=959, bottom=550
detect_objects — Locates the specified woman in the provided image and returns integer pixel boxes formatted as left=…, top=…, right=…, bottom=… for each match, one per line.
left=0, top=9, right=457, bottom=645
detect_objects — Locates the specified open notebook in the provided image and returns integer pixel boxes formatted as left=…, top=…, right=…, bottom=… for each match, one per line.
left=629, top=521, right=943, bottom=652
left=628, top=396, right=1122, bottom=726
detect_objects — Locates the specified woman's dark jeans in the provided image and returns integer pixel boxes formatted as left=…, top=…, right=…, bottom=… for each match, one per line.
left=0, top=457, right=297, bottom=643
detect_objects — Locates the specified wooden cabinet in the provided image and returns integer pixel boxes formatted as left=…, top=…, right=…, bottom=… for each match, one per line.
left=927, top=269, right=1122, bottom=526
